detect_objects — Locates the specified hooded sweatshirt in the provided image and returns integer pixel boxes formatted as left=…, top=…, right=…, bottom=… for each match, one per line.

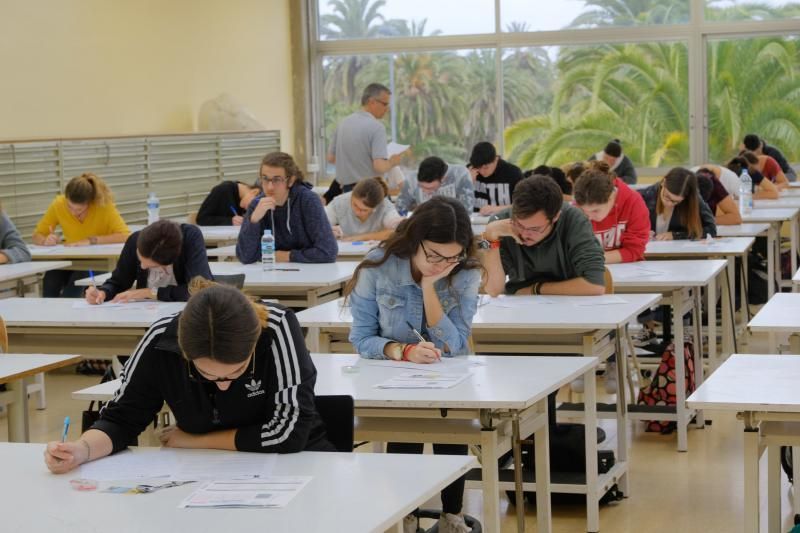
left=589, top=152, right=638, bottom=185
left=585, top=178, right=650, bottom=263
left=236, top=182, right=338, bottom=264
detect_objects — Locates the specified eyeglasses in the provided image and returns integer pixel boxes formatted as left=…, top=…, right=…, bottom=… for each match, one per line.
left=261, top=175, right=288, bottom=185
left=420, top=242, right=466, bottom=264
left=187, top=351, right=256, bottom=384
left=374, top=99, right=390, bottom=107
left=512, top=217, right=553, bottom=235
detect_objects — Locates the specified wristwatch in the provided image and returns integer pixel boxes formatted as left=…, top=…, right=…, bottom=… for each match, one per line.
left=477, top=233, right=501, bottom=250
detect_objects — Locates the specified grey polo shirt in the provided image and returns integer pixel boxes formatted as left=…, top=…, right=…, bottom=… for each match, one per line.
left=328, top=110, right=388, bottom=186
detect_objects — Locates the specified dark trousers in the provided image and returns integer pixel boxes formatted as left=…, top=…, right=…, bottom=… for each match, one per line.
left=43, top=269, right=90, bottom=298
left=386, top=442, right=467, bottom=514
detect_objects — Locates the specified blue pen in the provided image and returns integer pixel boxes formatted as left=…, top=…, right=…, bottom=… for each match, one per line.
left=229, top=205, right=238, bottom=216
left=61, top=416, right=70, bottom=442
left=89, top=270, right=95, bottom=286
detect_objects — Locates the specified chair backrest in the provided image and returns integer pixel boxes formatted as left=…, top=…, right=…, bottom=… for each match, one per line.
left=314, top=395, right=354, bottom=452
left=0, top=315, right=7, bottom=353
left=188, top=211, right=198, bottom=224
left=604, top=267, right=614, bottom=294
left=213, top=274, right=246, bottom=290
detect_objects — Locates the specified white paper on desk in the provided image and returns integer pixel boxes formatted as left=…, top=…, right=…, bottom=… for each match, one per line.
left=71, top=300, right=153, bottom=310
left=375, top=372, right=471, bottom=389
left=387, top=142, right=410, bottom=157
left=615, top=267, right=666, bottom=278
left=485, top=296, right=555, bottom=308
left=79, top=449, right=177, bottom=480
left=362, top=358, right=483, bottom=374
left=173, top=452, right=276, bottom=481
left=179, top=477, right=311, bottom=509
left=570, top=295, right=628, bottom=306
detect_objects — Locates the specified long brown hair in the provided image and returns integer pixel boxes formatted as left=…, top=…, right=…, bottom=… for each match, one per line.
left=657, top=167, right=703, bottom=239
left=344, top=196, right=481, bottom=297
left=352, top=177, right=389, bottom=208
left=64, top=173, right=114, bottom=206
left=178, top=277, right=268, bottom=364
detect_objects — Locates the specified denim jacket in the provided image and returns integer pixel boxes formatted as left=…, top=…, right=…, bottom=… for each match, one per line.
left=348, top=249, right=481, bottom=359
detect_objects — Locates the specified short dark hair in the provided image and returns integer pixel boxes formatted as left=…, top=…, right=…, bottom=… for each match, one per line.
left=361, top=83, right=391, bottom=105
left=604, top=140, right=622, bottom=158
left=743, top=134, right=762, bottom=151
left=512, top=176, right=563, bottom=220
left=573, top=167, right=615, bottom=206
left=469, top=142, right=497, bottom=168
left=417, top=156, right=448, bottom=183
left=529, top=165, right=572, bottom=195
left=137, top=220, right=183, bottom=266
left=695, top=170, right=715, bottom=202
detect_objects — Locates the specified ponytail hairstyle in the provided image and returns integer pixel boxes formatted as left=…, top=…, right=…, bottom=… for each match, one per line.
left=657, top=167, right=703, bottom=239
left=178, top=277, right=268, bottom=364
left=64, top=173, right=114, bottom=206
left=137, top=220, right=183, bottom=266
left=352, top=176, right=389, bottom=208
left=260, top=152, right=305, bottom=184
left=344, top=196, right=481, bottom=297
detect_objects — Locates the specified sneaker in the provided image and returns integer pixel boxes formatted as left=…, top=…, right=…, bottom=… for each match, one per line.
left=633, top=329, right=658, bottom=348
left=403, top=514, right=419, bottom=533
left=605, top=361, right=618, bottom=394
left=570, top=375, right=584, bottom=393
left=438, top=513, right=471, bottom=533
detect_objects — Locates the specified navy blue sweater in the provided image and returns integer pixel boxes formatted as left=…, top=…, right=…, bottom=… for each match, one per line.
left=236, top=182, right=338, bottom=264
left=97, top=224, right=213, bottom=302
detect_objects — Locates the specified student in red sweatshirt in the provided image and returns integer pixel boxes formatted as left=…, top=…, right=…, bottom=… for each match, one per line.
left=573, top=162, right=650, bottom=264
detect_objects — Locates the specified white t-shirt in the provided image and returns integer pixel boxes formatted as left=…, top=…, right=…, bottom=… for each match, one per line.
left=691, top=165, right=741, bottom=198
left=325, top=192, right=402, bottom=237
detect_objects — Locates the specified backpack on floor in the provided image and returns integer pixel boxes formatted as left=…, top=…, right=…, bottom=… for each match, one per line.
left=636, top=341, right=696, bottom=434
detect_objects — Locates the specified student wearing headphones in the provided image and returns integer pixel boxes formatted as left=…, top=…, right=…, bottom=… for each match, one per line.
left=236, top=152, right=338, bottom=264
left=84, top=219, right=212, bottom=304
left=33, top=173, right=130, bottom=297
left=45, top=279, right=333, bottom=474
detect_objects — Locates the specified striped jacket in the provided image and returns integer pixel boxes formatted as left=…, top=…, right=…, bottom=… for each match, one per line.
left=93, top=302, right=331, bottom=454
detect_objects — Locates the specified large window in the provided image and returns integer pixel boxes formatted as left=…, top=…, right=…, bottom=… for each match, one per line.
left=501, top=0, right=690, bottom=31
left=705, top=1, right=800, bottom=22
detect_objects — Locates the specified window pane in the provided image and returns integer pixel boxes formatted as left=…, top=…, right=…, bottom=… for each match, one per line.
left=318, top=0, right=495, bottom=41
left=705, top=1, right=800, bottom=22
left=322, top=49, right=496, bottom=177
left=503, top=42, right=689, bottom=169
left=501, top=0, right=690, bottom=32
left=707, top=36, right=800, bottom=165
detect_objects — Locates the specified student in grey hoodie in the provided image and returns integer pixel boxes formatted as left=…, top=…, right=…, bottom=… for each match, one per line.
left=395, top=156, right=475, bottom=214
left=0, top=208, right=31, bottom=264
left=236, top=152, right=338, bottom=264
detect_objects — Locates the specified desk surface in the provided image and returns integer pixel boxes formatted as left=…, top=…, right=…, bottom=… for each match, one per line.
left=0, top=443, right=475, bottom=533
left=0, top=297, right=185, bottom=327
left=716, top=223, right=771, bottom=237
left=129, top=225, right=240, bottom=244
left=29, top=244, right=124, bottom=260
left=747, top=293, right=800, bottom=332
left=687, top=354, right=800, bottom=412
left=297, top=293, right=660, bottom=331
left=644, top=237, right=754, bottom=257
left=742, top=207, right=800, bottom=223
left=205, top=242, right=379, bottom=260
left=75, top=261, right=360, bottom=289
left=312, top=353, right=598, bottom=409
left=755, top=197, right=800, bottom=209
left=0, top=261, right=72, bottom=282
left=0, top=354, right=81, bottom=383
left=608, top=259, right=726, bottom=288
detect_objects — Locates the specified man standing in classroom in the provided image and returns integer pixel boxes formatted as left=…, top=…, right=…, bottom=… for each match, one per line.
left=325, top=83, right=406, bottom=203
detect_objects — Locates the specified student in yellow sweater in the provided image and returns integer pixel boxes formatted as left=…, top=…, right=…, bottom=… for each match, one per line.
left=33, top=173, right=129, bottom=297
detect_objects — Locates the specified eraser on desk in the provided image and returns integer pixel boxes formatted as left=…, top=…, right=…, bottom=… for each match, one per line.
left=70, top=478, right=98, bottom=491
left=341, top=365, right=360, bottom=374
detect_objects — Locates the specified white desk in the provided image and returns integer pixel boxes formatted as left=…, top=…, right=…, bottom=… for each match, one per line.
left=0, top=443, right=475, bottom=533
left=716, top=223, right=771, bottom=238
left=75, top=262, right=359, bottom=308
left=0, top=354, right=80, bottom=442
left=0, top=261, right=72, bottom=297
left=748, top=293, right=800, bottom=353
left=29, top=244, right=124, bottom=271
left=206, top=242, right=378, bottom=263
left=744, top=207, right=800, bottom=293
left=471, top=214, right=490, bottom=225
left=129, top=224, right=240, bottom=247
left=687, top=354, right=800, bottom=533
left=0, top=298, right=185, bottom=358
left=606, top=260, right=728, bottom=451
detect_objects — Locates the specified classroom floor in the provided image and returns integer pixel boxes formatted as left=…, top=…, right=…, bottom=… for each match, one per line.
left=3, top=331, right=795, bottom=533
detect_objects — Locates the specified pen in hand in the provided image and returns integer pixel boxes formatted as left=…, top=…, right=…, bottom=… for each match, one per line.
left=229, top=205, right=238, bottom=216
left=61, top=416, right=70, bottom=443
left=405, top=321, right=441, bottom=360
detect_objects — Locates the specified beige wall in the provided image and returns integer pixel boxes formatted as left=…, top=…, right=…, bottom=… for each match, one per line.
left=0, top=0, right=294, bottom=152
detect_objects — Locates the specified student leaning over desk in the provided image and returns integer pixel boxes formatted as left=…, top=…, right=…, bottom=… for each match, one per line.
left=236, top=151, right=338, bottom=264
left=32, top=173, right=130, bottom=297
left=638, top=167, right=717, bottom=241
left=345, top=196, right=480, bottom=533
left=84, top=219, right=212, bottom=304
left=325, top=176, right=403, bottom=242
left=0, top=204, right=31, bottom=264
left=45, top=278, right=333, bottom=474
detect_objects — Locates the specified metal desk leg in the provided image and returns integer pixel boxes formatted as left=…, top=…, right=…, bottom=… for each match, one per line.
left=792, top=215, right=799, bottom=281
left=767, top=444, right=781, bottom=533
left=743, top=415, right=760, bottom=533
left=707, top=280, right=718, bottom=368
left=6, top=378, right=29, bottom=442
left=793, top=445, right=800, bottom=519
left=529, top=406, right=552, bottom=533
left=584, top=364, right=600, bottom=532
left=305, top=326, right=321, bottom=352
left=615, top=327, right=630, bottom=495
left=691, top=292, right=705, bottom=427
left=672, top=288, right=688, bottom=452
left=480, top=426, right=501, bottom=533
left=768, top=224, right=777, bottom=299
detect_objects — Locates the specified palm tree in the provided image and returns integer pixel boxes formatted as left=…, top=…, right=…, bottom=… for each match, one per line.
left=568, top=0, right=690, bottom=27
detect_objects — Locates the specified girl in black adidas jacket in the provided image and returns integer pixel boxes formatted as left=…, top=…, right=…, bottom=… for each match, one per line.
left=45, top=279, right=331, bottom=473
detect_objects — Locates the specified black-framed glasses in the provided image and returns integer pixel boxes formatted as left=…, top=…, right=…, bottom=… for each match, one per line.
left=511, top=217, right=553, bottom=235
left=186, top=350, right=256, bottom=384
left=260, top=175, right=288, bottom=186
left=420, top=241, right=466, bottom=264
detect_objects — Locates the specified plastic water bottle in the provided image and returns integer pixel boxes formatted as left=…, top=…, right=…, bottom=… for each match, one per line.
left=261, top=229, right=275, bottom=271
left=739, top=169, right=753, bottom=215
left=146, top=192, right=160, bottom=225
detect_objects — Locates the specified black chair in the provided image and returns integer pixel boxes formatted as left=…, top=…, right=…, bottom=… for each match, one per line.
left=213, top=273, right=245, bottom=289
left=314, top=395, right=354, bottom=452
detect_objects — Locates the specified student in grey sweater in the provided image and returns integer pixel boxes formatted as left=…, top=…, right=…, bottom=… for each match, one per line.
left=0, top=211, right=32, bottom=264
left=395, top=156, right=475, bottom=214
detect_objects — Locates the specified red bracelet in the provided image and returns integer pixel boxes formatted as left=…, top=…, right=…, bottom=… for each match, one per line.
left=402, top=343, right=416, bottom=361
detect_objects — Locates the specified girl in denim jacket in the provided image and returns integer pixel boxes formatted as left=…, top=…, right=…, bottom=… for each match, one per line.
left=345, top=196, right=482, bottom=533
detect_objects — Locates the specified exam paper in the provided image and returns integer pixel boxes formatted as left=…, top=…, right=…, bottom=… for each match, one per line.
left=485, top=296, right=555, bottom=308
left=375, top=372, right=471, bottom=389
left=387, top=142, right=410, bottom=157
left=71, top=300, right=153, bottom=310
left=179, top=477, right=311, bottom=509
left=569, top=295, right=628, bottom=306
left=362, top=357, right=484, bottom=374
